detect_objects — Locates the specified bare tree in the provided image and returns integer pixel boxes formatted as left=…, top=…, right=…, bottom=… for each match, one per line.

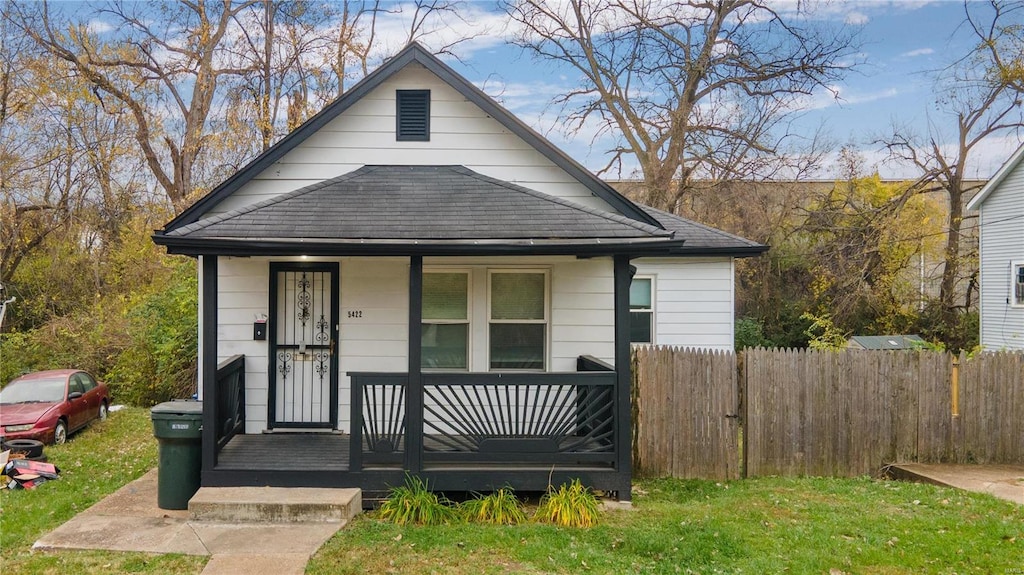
left=878, top=0, right=1024, bottom=344
left=8, top=0, right=258, bottom=208
left=503, top=0, right=860, bottom=211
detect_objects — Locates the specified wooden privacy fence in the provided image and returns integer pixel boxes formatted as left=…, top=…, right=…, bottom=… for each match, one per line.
left=632, top=346, right=740, bottom=480
left=632, top=346, right=1024, bottom=480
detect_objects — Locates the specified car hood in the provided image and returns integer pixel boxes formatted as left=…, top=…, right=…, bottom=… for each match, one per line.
left=0, top=402, right=60, bottom=425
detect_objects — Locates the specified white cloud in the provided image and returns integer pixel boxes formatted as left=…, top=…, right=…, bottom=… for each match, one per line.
left=86, top=19, right=115, bottom=34
left=900, top=48, right=935, bottom=58
left=845, top=11, right=869, bottom=25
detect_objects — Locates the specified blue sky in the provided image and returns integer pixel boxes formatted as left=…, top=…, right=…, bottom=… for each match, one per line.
left=427, top=1, right=1021, bottom=180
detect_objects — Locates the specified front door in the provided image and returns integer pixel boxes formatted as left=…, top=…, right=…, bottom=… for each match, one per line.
left=269, top=262, right=339, bottom=429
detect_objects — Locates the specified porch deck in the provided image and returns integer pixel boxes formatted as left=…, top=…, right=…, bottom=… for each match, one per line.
left=216, top=433, right=350, bottom=471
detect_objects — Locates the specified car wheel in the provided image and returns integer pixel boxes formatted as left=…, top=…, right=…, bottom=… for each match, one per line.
left=98, top=401, right=109, bottom=421
left=53, top=420, right=68, bottom=445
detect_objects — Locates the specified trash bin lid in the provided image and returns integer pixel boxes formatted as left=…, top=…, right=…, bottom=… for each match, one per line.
left=151, top=400, right=203, bottom=418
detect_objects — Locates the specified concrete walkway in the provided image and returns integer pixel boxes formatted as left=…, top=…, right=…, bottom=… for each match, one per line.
left=888, top=463, right=1024, bottom=505
left=33, top=470, right=358, bottom=575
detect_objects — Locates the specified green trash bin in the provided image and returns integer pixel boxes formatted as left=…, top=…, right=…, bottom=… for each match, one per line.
left=151, top=400, right=203, bottom=510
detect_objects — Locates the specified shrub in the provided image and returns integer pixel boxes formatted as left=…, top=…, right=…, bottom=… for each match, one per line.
left=534, top=478, right=600, bottom=528
left=379, top=475, right=458, bottom=526
left=461, top=488, right=527, bottom=525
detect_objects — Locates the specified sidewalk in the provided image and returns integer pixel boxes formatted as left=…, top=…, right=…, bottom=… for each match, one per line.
left=888, top=463, right=1024, bottom=505
left=33, top=469, right=352, bottom=575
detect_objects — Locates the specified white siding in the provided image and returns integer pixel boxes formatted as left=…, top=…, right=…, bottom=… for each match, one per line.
left=978, top=165, right=1024, bottom=350
left=217, top=256, right=616, bottom=434
left=632, top=257, right=736, bottom=351
left=210, top=63, right=616, bottom=216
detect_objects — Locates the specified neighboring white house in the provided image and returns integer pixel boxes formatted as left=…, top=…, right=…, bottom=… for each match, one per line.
left=152, top=43, right=764, bottom=496
left=966, top=143, right=1024, bottom=350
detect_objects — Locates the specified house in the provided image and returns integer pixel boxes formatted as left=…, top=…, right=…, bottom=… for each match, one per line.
left=846, top=335, right=926, bottom=350
left=966, top=143, right=1024, bottom=351
left=152, top=43, right=765, bottom=500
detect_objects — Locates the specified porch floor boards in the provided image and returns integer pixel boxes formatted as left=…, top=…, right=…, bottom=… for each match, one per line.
left=216, top=433, right=350, bottom=471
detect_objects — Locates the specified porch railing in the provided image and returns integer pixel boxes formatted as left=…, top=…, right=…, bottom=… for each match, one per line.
left=215, top=355, right=246, bottom=452
left=349, top=357, right=617, bottom=471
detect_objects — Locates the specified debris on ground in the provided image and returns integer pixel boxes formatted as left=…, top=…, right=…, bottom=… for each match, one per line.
left=1, top=450, right=61, bottom=490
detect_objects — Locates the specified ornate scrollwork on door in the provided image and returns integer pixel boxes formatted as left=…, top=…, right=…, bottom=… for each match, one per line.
left=277, top=351, right=292, bottom=380
left=313, top=350, right=330, bottom=379
left=296, top=273, right=311, bottom=325
left=315, top=313, right=329, bottom=344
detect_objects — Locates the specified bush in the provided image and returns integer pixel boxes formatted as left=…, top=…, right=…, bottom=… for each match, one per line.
left=534, top=478, right=601, bottom=528
left=379, top=475, right=459, bottom=526
left=461, top=488, right=527, bottom=525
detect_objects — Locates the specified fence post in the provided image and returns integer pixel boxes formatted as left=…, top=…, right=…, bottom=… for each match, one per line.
left=951, top=355, right=960, bottom=417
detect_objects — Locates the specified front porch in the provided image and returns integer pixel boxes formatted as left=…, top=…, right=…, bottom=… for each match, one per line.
left=198, top=254, right=636, bottom=499
left=205, top=350, right=630, bottom=495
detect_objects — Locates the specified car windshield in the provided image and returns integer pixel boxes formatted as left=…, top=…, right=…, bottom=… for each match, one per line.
left=0, top=378, right=66, bottom=404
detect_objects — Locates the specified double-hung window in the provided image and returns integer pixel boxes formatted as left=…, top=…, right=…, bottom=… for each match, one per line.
left=629, top=276, right=654, bottom=344
left=1014, top=261, right=1024, bottom=307
left=422, top=272, right=469, bottom=369
left=488, top=271, right=548, bottom=370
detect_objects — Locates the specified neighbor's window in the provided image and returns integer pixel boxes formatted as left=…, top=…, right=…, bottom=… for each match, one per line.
left=629, top=277, right=654, bottom=344
left=489, top=271, right=547, bottom=370
left=422, top=272, right=469, bottom=369
left=396, top=90, right=430, bottom=141
left=1014, top=261, right=1024, bottom=307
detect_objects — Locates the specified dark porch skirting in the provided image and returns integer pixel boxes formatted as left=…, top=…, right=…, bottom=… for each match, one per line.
left=204, top=432, right=622, bottom=497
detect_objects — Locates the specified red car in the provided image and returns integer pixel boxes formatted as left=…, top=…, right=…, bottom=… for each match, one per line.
left=0, top=370, right=111, bottom=445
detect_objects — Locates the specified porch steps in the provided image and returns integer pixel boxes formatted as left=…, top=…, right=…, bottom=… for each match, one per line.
left=188, top=487, right=362, bottom=523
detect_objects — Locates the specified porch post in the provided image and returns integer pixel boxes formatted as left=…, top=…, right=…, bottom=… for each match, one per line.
left=201, top=255, right=218, bottom=474
left=613, top=254, right=633, bottom=501
left=406, top=255, right=424, bottom=473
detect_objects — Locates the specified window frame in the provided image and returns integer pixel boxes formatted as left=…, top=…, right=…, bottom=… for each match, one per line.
left=486, top=269, right=550, bottom=372
left=629, top=275, right=656, bottom=345
left=396, top=89, right=430, bottom=142
left=421, top=269, right=472, bottom=371
left=1013, top=260, right=1024, bottom=308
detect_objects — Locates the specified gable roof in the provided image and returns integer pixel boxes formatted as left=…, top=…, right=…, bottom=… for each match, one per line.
left=154, top=165, right=686, bottom=257
left=162, top=42, right=660, bottom=232
left=966, top=142, right=1024, bottom=211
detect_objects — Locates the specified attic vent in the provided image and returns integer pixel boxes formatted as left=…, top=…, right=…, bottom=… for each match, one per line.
left=397, top=90, right=430, bottom=141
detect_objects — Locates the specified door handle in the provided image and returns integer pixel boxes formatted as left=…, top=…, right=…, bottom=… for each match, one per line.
left=330, top=339, right=336, bottom=355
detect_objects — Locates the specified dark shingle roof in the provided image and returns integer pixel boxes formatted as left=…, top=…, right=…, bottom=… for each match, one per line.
left=168, top=165, right=672, bottom=242
left=637, top=205, right=767, bottom=255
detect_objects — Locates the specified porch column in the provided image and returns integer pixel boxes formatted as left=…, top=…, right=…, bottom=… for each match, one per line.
left=406, top=255, right=424, bottom=473
left=613, top=254, right=633, bottom=501
left=201, top=255, right=218, bottom=474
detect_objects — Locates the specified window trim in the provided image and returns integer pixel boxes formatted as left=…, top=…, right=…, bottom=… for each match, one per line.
left=421, top=269, right=471, bottom=371
left=486, top=269, right=550, bottom=372
left=396, top=89, right=430, bottom=142
left=629, top=275, right=656, bottom=345
left=1012, top=260, right=1024, bottom=308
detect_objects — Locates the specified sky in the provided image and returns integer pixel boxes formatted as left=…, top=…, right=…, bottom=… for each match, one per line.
left=417, top=0, right=1023, bottom=181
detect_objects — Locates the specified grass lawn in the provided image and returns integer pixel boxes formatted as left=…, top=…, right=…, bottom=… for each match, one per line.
left=0, top=407, right=206, bottom=574
left=2, top=408, right=1021, bottom=574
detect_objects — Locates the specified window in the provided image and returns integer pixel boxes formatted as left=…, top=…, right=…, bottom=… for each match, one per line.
left=68, top=376, right=85, bottom=397
left=489, top=271, right=547, bottom=370
left=396, top=90, right=430, bottom=141
left=629, top=277, right=654, bottom=344
left=1014, top=261, right=1024, bottom=307
left=422, top=272, right=469, bottom=369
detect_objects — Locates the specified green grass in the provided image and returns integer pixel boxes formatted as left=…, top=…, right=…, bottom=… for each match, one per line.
left=4, top=410, right=1021, bottom=575
left=309, top=477, right=1023, bottom=575
left=0, top=408, right=206, bottom=574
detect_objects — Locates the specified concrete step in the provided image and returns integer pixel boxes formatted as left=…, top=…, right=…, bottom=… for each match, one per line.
left=189, top=487, right=362, bottom=523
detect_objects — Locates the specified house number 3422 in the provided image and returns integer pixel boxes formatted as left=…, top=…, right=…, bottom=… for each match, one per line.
left=347, top=310, right=363, bottom=318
